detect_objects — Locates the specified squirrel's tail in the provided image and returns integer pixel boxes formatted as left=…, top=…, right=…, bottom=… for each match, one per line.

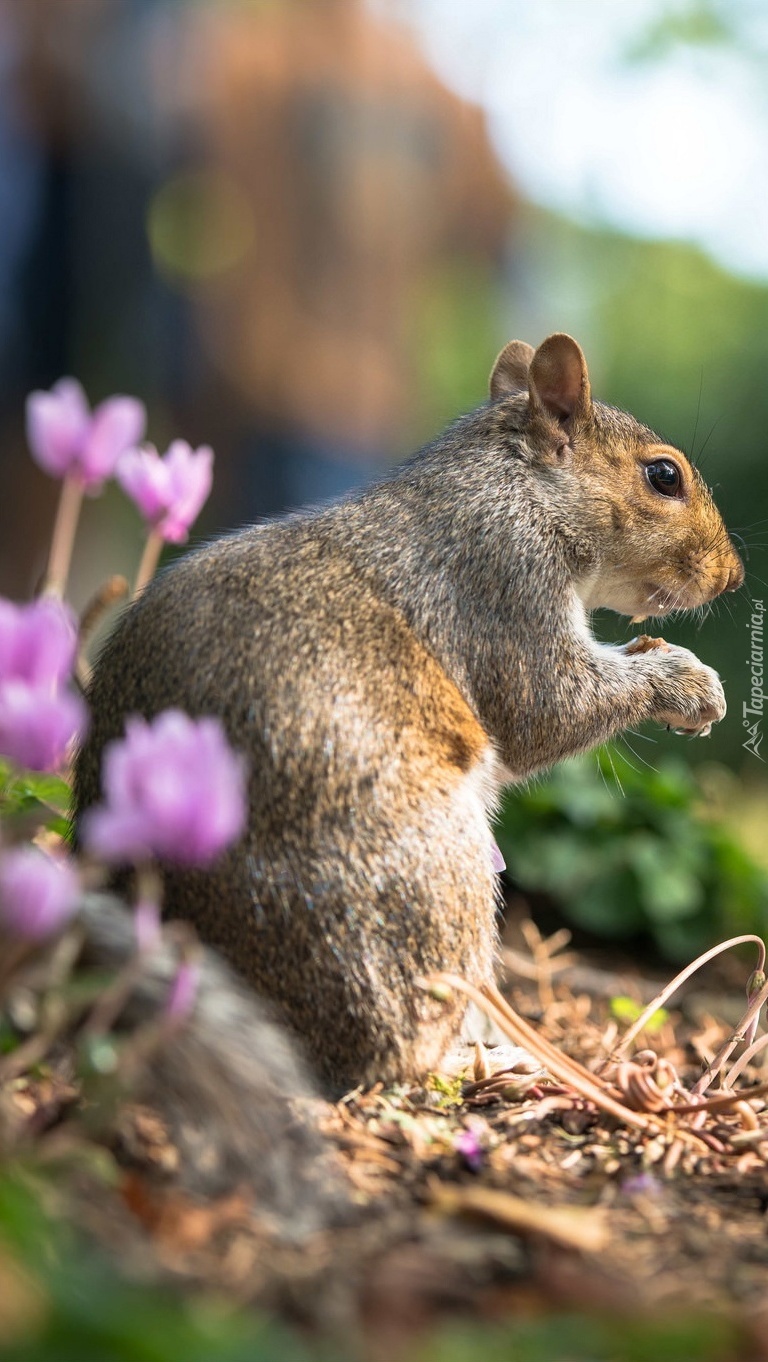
left=76, top=895, right=347, bottom=1234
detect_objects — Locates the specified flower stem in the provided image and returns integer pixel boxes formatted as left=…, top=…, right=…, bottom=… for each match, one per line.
left=602, top=934, right=767, bottom=1070
left=44, top=474, right=84, bottom=599
left=692, top=972, right=768, bottom=1096
left=720, top=1029, right=768, bottom=1090
left=133, top=529, right=164, bottom=598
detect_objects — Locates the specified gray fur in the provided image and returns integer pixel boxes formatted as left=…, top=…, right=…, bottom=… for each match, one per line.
left=78, top=893, right=342, bottom=1225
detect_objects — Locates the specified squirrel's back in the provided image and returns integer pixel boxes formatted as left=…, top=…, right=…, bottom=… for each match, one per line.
left=76, top=489, right=499, bottom=1093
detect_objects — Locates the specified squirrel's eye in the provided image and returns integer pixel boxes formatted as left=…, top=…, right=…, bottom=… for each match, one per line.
left=645, top=459, right=682, bottom=498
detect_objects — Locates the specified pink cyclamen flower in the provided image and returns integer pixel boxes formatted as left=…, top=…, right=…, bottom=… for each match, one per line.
left=26, top=377, right=146, bottom=491
left=0, top=597, right=78, bottom=688
left=454, top=1127, right=484, bottom=1172
left=116, top=440, right=214, bottom=543
left=0, top=845, right=80, bottom=940
left=0, top=596, right=86, bottom=771
left=82, top=710, right=247, bottom=867
left=0, top=682, right=87, bottom=772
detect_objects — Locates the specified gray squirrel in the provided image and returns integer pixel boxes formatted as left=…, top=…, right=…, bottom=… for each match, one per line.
left=73, top=333, right=743, bottom=1117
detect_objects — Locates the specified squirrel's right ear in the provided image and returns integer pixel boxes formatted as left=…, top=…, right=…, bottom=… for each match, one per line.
left=528, top=333, right=592, bottom=424
left=489, top=341, right=536, bottom=400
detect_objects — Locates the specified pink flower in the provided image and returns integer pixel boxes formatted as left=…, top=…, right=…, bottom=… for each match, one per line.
left=0, top=596, right=86, bottom=771
left=0, top=597, right=78, bottom=688
left=26, top=378, right=146, bottom=491
left=0, top=845, right=80, bottom=940
left=0, top=682, right=87, bottom=772
left=454, top=1127, right=484, bottom=1172
left=620, top=1172, right=663, bottom=1199
left=116, top=440, right=214, bottom=543
left=82, top=710, right=247, bottom=867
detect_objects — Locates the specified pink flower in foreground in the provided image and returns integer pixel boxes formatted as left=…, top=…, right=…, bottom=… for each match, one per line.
left=0, top=596, right=86, bottom=771
left=26, top=378, right=146, bottom=491
left=0, top=682, right=87, bottom=772
left=0, top=597, right=78, bottom=688
left=0, top=845, right=80, bottom=940
left=116, top=440, right=214, bottom=543
left=82, top=710, right=247, bottom=867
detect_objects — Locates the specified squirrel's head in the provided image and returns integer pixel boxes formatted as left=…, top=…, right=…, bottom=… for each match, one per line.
left=489, top=333, right=744, bottom=620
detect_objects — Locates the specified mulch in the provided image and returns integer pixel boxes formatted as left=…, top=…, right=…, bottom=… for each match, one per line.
left=6, top=915, right=768, bottom=1358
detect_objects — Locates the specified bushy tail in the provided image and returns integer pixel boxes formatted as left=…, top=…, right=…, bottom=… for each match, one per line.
left=77, top=895, right=347, bottom=1234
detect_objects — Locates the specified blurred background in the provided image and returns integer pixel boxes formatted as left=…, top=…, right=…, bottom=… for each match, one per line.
left=2, top=0, right=767, bottom=952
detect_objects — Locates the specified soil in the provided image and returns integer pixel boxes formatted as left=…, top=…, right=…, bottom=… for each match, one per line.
left=6, top=913, right=768, bottom=1359
left=4, top=915, right=768, bottom=1362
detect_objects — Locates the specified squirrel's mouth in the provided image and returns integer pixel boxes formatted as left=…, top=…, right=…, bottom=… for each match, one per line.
left=641, top=582, right=693, bottom=615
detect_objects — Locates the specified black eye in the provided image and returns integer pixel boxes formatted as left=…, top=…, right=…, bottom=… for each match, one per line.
left=645, top=459, right=682, bottom=498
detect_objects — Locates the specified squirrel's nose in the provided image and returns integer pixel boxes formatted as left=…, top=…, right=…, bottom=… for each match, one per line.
left=725, top=556, right=745, bottom=592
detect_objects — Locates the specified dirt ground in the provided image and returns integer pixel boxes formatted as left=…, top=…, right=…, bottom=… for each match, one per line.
left=14, top=912, right=764, bottom=1360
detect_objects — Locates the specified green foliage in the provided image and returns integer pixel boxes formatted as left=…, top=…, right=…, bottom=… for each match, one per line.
left=406, top=257, right=499, bottom=447
left=0, top=1175, right=313, bottom=1362
left=495, top=749, right=768, bottom=959
left=427, top=1072, right=465, bottom=1105
left=413, top=1312, right=737, bottom=1362
left=623, top=2, right=735, bottom=62
left=609, top=996, right=669, bottom=1031
left=0, top=761, right=71, bottom=838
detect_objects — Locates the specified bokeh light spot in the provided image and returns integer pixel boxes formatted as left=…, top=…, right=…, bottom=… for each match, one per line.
left=147, top=172, right=255, bottom=283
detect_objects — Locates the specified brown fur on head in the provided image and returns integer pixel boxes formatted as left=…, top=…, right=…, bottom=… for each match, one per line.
left=489, top=332, right=744, bottom=619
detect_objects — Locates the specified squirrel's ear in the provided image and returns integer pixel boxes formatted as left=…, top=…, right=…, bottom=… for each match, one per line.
left=489, top=341, right=536, bottom=400
left=528, top=333, right=592, bottom=422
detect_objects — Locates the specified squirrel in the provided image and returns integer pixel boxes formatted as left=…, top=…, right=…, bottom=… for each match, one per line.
left=73, top=332, right=744, bottom=1105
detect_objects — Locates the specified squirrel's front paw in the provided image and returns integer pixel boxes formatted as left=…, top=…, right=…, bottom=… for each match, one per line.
left=625, top=640, right=726, bottom=737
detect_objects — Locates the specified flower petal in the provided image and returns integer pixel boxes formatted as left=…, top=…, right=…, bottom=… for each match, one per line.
left=83, top=709, right=246, bottom=867
left=0, top=845, right=80, bottom=940
left=115, top=444, right=170, bottom=523
left=0, top=597, right=78, bottom=685
left=0, top=681, right=88, bottom=771
left=158, top=442, right=214, bottom=542
left=117, top=440, right=214, bottom=542
left=25, top=379, right=90, bottom=478
left=80, top=395, right=147, bottom=488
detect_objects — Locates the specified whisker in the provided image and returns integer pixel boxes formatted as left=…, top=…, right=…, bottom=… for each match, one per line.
left=595, top=749, right=614, bottom=797
left=618, top=733, right=659, bottom=773
left=624, top=726, right=657, bottom=745
left=601, top=744, right=625, bottom=798
left=694, top=411, right=729, bottom=468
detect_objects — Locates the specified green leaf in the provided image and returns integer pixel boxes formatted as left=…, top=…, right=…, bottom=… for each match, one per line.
left=610, top=996, right=669, bottom=1031
left=567, top=870, right=645, bottom=938
left=14, top=772, right=72, bottom=813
